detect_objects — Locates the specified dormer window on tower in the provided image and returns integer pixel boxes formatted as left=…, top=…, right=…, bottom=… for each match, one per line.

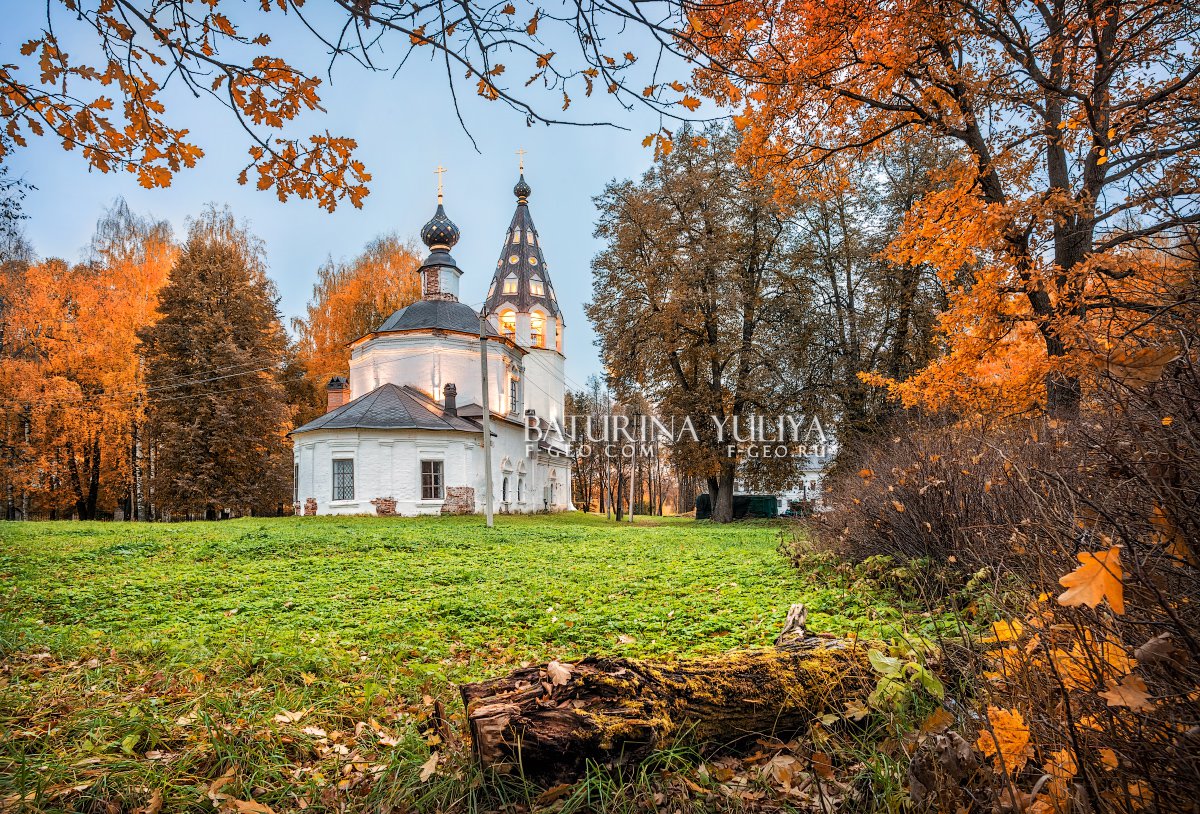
left=530, top=276, right=545, bottom=297
left=502, top=274, right=518, bottom=295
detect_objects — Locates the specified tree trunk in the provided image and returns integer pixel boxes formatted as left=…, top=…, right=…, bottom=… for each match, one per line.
left=709, top=464, right=736, bottom=523
left=461, top=609, right=869, bottom=781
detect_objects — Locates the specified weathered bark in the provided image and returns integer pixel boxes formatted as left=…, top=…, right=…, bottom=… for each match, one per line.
left=461, top=609, right=871, bottom=780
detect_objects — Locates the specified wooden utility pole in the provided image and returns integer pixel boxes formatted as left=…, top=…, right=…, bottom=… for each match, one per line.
left=479, top=313, right=494, bottom=528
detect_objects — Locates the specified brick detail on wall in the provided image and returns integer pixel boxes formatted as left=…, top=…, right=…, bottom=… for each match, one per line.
left=303, top=497, right=318, bottom=516
left=441, top=486, right=475, bottom=515
left=371, top=497, right=398, bottom=516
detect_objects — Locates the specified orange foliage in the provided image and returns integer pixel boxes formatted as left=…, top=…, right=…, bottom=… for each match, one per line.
left=685, top=0, right=1199, bottom=417
left=0, top=208, right=176, bottom=517
left=1, top=3, right=368, bottom=211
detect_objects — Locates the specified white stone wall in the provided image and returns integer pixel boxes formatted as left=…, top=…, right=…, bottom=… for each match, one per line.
left=523, top=348, right=565, bottom=424
left=293, top=420, right=573, bottom=516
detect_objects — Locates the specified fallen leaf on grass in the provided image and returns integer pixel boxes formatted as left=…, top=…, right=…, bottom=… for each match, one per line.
left=919, top=707, right=955, bottom=736
left=273, top=708, right=309, bottom=724
left=419, top=752, right=439, bottom=782
left=138, top=789, right=163, bottom=814
left=208, top=767, right=236, bottom=803
left=230, top=800, right=276, bottom=814
left=535, top=783, right=573, bottom=804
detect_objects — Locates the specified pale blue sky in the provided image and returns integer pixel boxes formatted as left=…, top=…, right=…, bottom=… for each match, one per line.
left=3, top=4, right=683, bottom=387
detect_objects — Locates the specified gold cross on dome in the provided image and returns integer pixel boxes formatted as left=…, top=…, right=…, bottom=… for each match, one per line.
left=434, top=164, right=446, bottom=203
left=515, top=148, right=527, bottom=172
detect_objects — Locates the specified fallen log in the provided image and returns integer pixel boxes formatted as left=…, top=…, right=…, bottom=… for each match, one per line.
left=460, top=605, right=874, bottom=780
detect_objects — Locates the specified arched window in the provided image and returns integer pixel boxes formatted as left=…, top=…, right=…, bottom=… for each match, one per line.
left=502, top=476, right=509, bottom=501
left=502, top=274, right=518, bottom=294
left=498, top=310, right=516, bottom=338
left=530, top=312, right=545, bottom=347
left=517, top=477, right=524, bottom=502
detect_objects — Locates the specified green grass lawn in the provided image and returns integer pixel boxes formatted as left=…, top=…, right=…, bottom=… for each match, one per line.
left=0, top=513, right=931, bottom=812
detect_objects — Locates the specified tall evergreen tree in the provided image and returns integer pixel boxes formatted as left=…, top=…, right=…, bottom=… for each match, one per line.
left=139, top=206, right=292, bottom=518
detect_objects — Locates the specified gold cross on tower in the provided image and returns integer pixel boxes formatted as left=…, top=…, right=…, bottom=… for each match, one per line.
left=515, top=148, right=527, bottom=173
left=434, top=164, right=446, bottom=203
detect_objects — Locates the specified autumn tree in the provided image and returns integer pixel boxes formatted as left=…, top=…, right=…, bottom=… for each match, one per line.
left=679, top=0, right=1200, bottom=417
left=291, top=234, right=422, bottom=423
left=771, top=140, right=949, bottom=440
left=588, top=124, right=806, bottom=522
left=139, top=205, right=292, bottom=518
left=0, top=200, right=174, bottom=519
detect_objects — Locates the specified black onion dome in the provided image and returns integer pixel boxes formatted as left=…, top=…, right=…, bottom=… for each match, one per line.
left=513, top=174, right=531, bottom=201
left=420, top=204, right=461, bottom=249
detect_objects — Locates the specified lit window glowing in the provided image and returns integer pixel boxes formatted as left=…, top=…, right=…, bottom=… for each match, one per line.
left=529, top=276, right=545, bottom=296
left=502, top=275, right=518, bottom=295
left=499, top=310, right=516, bottom=338
left=530, top=312, right=545, bottom=347
left=528, top=256, right=538, bottom=265
left=511, top=230, right=520, bottom=244
left=508, top=254, right=519, bottom=264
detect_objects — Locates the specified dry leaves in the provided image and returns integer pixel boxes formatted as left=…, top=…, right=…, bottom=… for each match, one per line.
left=1057, top=546, right=1125, bottom=614
left=545, top=659, right=573, bottom=686
left=1099, top=674, right=1156, bottom=712
left=976, top=706, right=1032, bottom=774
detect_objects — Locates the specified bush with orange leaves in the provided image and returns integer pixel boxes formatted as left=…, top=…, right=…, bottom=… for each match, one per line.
left=798, top=274, right=1199, bottom=810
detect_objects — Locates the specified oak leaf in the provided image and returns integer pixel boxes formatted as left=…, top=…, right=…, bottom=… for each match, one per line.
left=1057, top=547, right=1124, bottom=614
left=546, top=659, right=573, bottom=686
left=1099, top=674, right=1155, bottom=712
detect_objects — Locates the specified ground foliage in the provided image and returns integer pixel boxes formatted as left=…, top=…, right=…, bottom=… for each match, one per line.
left=0, top=513, right=955, bottom=812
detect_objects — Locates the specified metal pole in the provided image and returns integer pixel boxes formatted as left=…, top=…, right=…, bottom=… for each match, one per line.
left=479, top=314, right=494, bottom=528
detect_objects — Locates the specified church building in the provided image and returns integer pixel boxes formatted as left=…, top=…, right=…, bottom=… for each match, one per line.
left=291, top=169, right=571, bottom=516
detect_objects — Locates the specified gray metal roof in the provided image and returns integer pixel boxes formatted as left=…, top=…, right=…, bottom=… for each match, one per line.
left=292, top=383, right=483, bottom=435
left=376, top=299, right=502, bottom=337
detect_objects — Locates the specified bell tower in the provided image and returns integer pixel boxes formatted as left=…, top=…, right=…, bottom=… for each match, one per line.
left=482, top=160, right=565, bottom=422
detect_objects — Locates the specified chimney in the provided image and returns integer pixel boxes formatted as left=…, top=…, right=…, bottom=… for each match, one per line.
left=326, top=376, right=350, bottom=413
left=442, top=382, right=458, bottom=416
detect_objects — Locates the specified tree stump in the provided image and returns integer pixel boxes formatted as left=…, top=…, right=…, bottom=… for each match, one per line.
left=460, top=606, right=873, bottom=780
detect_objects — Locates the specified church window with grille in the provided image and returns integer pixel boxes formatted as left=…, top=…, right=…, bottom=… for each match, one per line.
left=332, top=458, right=354, bottom=501
left=421, top=460, right=444, bottom=500
left=509, top=376, right=520, bottom=413
left=502, top=275, right=518, bottom=294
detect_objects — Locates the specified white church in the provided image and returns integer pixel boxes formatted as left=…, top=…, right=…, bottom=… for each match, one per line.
left=291, top=169, right=572, bottom=516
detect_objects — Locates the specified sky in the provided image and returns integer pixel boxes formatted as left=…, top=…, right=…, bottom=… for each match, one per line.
left=3, top=4, right=681, bottom=389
